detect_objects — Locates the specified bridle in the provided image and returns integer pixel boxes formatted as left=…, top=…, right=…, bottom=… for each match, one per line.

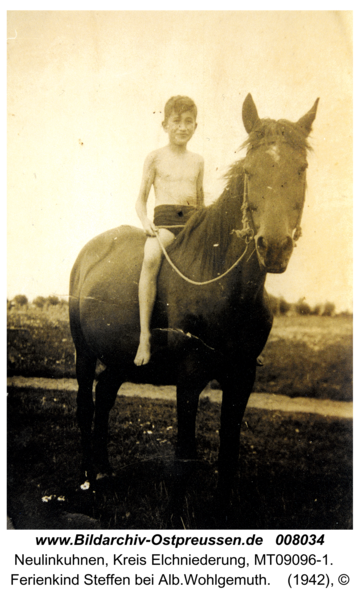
left=237, top=172, right=304, bottom=243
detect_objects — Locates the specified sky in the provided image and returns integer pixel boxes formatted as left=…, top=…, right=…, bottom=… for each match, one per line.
left=7, top=10, right=353, bottom=311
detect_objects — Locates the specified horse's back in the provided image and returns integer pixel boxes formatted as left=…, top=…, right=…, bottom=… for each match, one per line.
left=70, top=225, right=145, bottom=297
left=70, top=226, right=147, bottom=361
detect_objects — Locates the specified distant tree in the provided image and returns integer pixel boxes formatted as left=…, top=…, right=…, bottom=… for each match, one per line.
left=13, top=294, right=28, bottom=308
left=322, top=301, right=336, bottom=317
left=33, top=296, right=46, bottom=309
left=279, top=297, right=291, bottom=315
left=311, top=304, right=322, bottom=315
left=337, top=310, right=352, bottom=318
left=268, top=294, right=280, bottom=315
left=46, top=295, right=60, bottom=306
left=295, top=298, right=311, bottom=315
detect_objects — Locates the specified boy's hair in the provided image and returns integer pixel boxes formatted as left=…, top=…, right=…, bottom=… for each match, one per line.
left=163, top=96, right=197, bottom=125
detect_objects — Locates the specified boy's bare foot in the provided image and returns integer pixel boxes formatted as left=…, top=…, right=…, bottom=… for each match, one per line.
left=134, top=336, right=151, bottom=366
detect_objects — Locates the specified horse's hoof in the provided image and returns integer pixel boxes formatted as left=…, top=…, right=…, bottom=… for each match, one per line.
left=96, top=471, right=115, bottom=481
left=80, top=479, right=91, bottom=491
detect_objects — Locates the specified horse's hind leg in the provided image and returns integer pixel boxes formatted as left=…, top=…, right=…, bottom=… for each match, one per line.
left=176, top=359, right=209, bottom=460
left=75, top=350, right=97, bottom=479
left=93, top=367, right=124, bottom=476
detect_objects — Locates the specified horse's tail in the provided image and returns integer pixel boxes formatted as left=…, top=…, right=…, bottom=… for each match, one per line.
left=68, top=234, right=108, bottom=358
left=69, top=258, right=89, bottom=357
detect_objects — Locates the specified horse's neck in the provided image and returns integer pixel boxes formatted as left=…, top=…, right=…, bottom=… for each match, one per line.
left=186, top=195, right=244, bottom=276
left=164, top=195, right=265, bottom=301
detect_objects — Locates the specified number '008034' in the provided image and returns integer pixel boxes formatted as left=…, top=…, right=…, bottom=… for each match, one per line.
left=276, top=534, right=325, bottom=546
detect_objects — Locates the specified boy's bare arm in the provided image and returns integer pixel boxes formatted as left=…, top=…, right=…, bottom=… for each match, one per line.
left=196, top=157, right=205, bottom=208
left=135, top=152, right=157, bottom=236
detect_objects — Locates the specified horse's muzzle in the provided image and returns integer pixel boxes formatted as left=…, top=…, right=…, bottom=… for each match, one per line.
left=255, top=234, right=294, bottom=273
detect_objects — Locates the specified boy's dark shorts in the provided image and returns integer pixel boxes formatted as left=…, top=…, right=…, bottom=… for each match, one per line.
left=153, top=204, right=197, bottom=236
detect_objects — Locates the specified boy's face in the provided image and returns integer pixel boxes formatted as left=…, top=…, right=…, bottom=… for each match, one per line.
left=163, top=110, right=197, bottom=146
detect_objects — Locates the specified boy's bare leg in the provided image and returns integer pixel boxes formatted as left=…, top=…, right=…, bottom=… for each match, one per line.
left=134, top=229, right=175, bottom=366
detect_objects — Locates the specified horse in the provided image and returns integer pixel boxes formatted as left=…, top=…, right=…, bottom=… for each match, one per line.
left=69, top=93, right=319, bottom=504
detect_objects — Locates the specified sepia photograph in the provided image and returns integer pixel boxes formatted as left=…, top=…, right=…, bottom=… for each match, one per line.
left=7, top=10, right=352, bottom=532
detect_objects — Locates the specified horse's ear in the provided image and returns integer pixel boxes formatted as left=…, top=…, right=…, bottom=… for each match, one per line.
left=242, top=93, right=260, bottom=133
left=296, top=98, right=320, bottom=136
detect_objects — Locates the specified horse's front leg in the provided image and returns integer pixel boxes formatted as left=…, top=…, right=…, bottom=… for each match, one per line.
left=218, top=359, right=257, bottom=502
left=176, top=357, right=209, bottom=461
left=176, top=383, right=201, bottom=461
left=169, top=360, right=208, bottom=519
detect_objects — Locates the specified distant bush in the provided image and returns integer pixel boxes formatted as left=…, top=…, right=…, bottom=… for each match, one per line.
left=311, top=304, right=322, bottom=316
left=268, top=295, right=291, bottom=316
left=32, top=295, right=68, bottom=309
left=13, top=294, right=28, bottom=308
left=33, top=296, right=46, bottom=309
left=279, top=297, right=291, bottom=315
left=295, top=299, right=311, bottom=315
left=310, top=302, right=336, bottom=317
left=46, top=295, right=60, bottom=306
left=268, top=295, right=280, bottom=315
left=245, top=294, right=339, bottom=317
left=322, top=302, right=336, bottom=317
left=336, top=310, right=352, bottom=318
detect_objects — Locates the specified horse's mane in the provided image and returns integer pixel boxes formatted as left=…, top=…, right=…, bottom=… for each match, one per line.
left=168, top=118, right=311, bottom=276
left=168, top=163, right=245, bottom=276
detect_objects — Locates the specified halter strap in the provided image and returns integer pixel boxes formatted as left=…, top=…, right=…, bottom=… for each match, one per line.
left=237, top=173, right=305, bottom=243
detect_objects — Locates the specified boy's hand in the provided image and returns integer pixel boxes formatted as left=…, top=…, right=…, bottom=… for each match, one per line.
left=142, top=217, right=158, bottom=237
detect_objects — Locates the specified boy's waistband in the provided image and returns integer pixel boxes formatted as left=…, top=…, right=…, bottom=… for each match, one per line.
left=154, top=204, right=197, bottom=226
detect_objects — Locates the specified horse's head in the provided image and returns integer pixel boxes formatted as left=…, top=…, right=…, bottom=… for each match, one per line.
left=242, top=94, right=319, bottom=273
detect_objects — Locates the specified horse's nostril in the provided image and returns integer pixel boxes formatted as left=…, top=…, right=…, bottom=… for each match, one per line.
left=281, top=236, right=293, bottom=253
left=257, top=236, right=267, bottom=250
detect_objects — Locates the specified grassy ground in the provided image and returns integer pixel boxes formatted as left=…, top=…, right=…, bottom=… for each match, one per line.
left=7, top=308, right=353, bottom=529
left=7, top=386, right=352, bottom=530
left=256, top=315, right=352, bottom=400
left=7, top=307, right=353, bottom=400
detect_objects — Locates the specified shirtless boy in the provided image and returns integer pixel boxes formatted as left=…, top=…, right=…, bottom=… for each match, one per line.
left=134, top=96, right=204, bottom=366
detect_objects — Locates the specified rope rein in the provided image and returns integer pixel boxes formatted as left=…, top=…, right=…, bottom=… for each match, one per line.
left=155, top=231, right=252, bottom=286
left=154, top=175, right=255, bottom=286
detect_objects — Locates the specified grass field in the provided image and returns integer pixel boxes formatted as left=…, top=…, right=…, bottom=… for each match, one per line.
left=7, top=306, right=353, bottom=529
left=7, top=386, right=352, bottom=530
left=7, top=306, right=353, bottom=400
